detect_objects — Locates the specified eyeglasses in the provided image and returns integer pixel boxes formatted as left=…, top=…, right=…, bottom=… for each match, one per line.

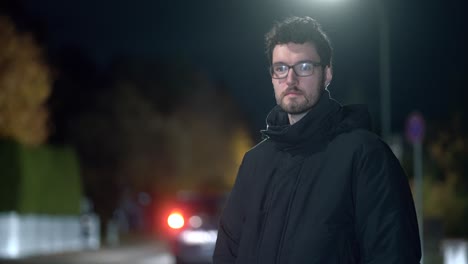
left=270, top=61, right=322, bottom=79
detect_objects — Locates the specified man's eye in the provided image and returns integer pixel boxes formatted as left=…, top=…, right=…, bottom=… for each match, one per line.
left=274, top=65, right=288, bottom=73
left=299, top=63, right=312, bottom=71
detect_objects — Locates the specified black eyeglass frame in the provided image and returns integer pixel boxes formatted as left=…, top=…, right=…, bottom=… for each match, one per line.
left=269, top=60, right=323, bottom=79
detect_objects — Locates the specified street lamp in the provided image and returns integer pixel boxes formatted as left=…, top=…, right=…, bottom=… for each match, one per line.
left=376, top=0, right=391, bottom=141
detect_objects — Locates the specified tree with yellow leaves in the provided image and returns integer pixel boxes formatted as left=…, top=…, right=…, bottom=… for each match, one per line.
left=0, top=16, right=51, bottom=146
left=424, top=115, right=468, bottom=237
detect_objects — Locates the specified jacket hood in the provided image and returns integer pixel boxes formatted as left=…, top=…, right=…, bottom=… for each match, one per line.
left=261, top=90, right=372, bottom=152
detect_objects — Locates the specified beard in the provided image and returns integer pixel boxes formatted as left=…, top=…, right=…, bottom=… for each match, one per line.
left=277, top=85, right=325, bottom=115
left=278, top=92, right=311, bottom=114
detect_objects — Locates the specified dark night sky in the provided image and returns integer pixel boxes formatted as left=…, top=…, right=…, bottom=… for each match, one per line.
left=8, top=0, right=468, bottom=138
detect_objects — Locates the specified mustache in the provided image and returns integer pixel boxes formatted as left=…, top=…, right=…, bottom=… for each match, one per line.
left=282, top=87, right=302, bottom=96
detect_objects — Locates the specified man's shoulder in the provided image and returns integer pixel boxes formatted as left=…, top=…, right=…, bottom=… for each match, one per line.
left=244, top=138, right=276, bottom=159
left=331, top=129, right=401, bottom=173
left=332, top=129, right=388, bottom=153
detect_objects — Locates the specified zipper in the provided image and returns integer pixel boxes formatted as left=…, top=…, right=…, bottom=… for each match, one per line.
left=275, top=158, right=305, bottom=264
left=255, top=167, right=278, bottom=263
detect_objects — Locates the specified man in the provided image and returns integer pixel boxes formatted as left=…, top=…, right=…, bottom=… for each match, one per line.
left=213, top=16, right=421, bottom=263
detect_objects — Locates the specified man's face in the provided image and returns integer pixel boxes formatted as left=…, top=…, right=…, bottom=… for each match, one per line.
left=271, top=42, right=332, bottom=115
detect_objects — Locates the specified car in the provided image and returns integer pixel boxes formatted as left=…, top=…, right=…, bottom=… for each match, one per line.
left=159, top=191, right=226, bottom=264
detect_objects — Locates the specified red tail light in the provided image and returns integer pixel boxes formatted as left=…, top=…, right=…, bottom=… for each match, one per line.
left=167, top=212, right=184, bottom=229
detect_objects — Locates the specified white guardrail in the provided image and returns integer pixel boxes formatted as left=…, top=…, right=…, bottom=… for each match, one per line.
left=0, top=212, right=100, bottom=259
left=443, top=240, right=468, bottom=264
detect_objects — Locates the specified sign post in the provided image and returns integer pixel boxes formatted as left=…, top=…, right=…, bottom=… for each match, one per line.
left=405, top=112, right=426, bottom=263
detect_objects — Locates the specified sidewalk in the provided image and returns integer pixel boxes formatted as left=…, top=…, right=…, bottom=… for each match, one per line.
left=0, top=233, right=174, bottom=264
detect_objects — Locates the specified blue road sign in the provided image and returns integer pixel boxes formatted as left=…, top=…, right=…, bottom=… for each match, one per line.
left=405, top=112, right=425, bottom=144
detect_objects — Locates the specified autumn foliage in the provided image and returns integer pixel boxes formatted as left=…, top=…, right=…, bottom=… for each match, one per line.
left=0, top=16, right=51, bottom=146
left=424, top=116, right=468, bottom=237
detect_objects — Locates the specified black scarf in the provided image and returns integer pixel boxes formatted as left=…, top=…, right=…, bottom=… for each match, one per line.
left=261, top=90, right=371, bottom=155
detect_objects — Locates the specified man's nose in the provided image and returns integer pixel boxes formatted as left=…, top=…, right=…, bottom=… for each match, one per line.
left=286, top=68, right=298, bottom=85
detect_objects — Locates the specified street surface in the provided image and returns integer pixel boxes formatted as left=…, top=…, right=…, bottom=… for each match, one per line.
left=0, top=240, right=175, bottom=264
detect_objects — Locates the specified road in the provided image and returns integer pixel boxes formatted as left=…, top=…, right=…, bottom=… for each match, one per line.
left=0, top=240, right=175, bottom=264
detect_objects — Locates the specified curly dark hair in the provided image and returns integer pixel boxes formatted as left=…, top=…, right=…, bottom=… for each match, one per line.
left=265, top=16, right=333, bottom=67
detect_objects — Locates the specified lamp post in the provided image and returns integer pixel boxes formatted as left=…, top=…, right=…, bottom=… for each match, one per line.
left=376, top=0, right=391, bottom=141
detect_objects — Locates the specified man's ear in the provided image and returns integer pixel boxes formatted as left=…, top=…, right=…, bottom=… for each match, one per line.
left=324, top=66, right=333, bottom=88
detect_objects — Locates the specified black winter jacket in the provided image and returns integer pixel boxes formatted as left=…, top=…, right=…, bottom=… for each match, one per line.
left=213, top=92, right=421, bottom=264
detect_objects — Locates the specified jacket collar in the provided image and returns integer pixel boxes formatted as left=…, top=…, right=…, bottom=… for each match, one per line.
left=261, top=90, right=371, bottom=154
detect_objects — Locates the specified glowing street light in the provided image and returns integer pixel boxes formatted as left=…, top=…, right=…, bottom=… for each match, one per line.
left=315, top=0, right=343, bottom=3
